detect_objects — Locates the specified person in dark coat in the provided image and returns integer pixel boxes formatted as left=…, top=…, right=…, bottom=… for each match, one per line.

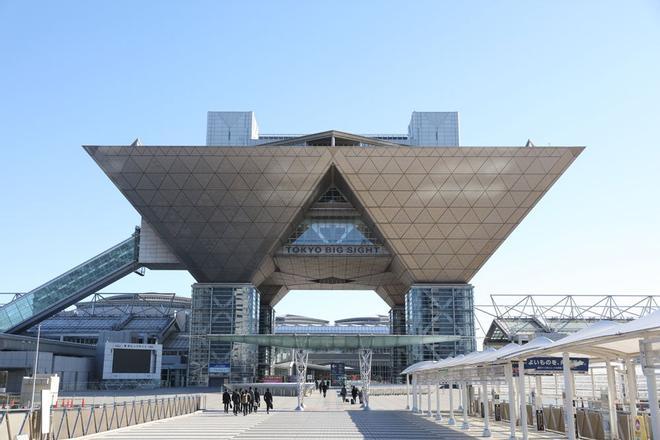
left=264, top=388, right=273, bottom=414
left=231, top=390, right=240, bottom=416
left=351, top=385, right=358, bottom=403
left=241, top=390, right=249, bottom=416
left=222, top=389, right=231, bottom=413
left=340, top=385, right=347, bottom=403
left=253, top=389, right=260, bottom=412
left=321, top=381, right=328, bottom=398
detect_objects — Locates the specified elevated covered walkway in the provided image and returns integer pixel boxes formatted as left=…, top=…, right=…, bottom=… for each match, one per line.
left=403, top=309, right=660, bottom=440
left=0, top=229, right=141, bottom=334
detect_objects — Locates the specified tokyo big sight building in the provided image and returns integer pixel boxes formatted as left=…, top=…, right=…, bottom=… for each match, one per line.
left=0, top=111, right=583, bottom=386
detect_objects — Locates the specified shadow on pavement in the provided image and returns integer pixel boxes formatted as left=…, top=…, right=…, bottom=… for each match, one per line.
left=347, top=410, right=474, bottom=439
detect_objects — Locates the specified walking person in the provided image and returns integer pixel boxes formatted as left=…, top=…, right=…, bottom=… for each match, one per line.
left=232, top=389, right=240, bottom=416
left=322, top=381, right=328, bottom=398
left=222, top=389, right=231, bottom=414
left=358, top=388, right=364, bottom=405
left=340, top=385, right=347, bottom=403
left=241, top=390, right=249, bottom=416
left=351, top=385, right=358, bottom=404
left=264, top=388, right=273, bottom=414
left=248, top=387, right=254, bottom=414
left=254, top=388, right=260, bottom=413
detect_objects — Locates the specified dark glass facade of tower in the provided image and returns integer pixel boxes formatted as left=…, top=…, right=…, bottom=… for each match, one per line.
left=405, top=284, right=476, bottom=363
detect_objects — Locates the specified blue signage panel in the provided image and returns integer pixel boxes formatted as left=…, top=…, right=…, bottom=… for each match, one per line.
left=524, top=357, right=589, bottom=372
left=208, top=362, right=231, bottom=375
left=330, top=362, right=346, bottom=386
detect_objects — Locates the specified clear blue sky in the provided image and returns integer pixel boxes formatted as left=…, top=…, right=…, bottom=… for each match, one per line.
left=1, top=1, right=659, bottom=323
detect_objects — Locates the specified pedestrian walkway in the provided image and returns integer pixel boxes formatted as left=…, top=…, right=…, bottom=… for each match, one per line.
left=86, top=393, right=565, bottom=439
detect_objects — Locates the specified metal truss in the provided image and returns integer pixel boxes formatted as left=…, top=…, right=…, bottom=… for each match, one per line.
left=294, top=348, right=309, bottom=411
left=475, top=294, right=660, bottom=340
left=358, top=348, right=373, bottom=409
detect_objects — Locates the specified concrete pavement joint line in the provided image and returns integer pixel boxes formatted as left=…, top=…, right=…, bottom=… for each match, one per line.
left=74, top=409, right=201, bottom=439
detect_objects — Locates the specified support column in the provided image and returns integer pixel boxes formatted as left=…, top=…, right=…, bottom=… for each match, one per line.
left=436, top=379, right=443, bottom=421
left=518, top=360, right=529, bottom=440
left=461, top=381, right=470, bottom=429
left=412, top=374, right=418, bottom=412
left=294, top=349, right=308, bottom=411
left=624, top=357, right=638, bottom=418
left=562, top=352, right=576, bottom=440
left=358, top=348, right=373, bottom=410
left=640, top=339, right=660, bottom=440
left=406, top=374, right=411, bottom=410
left=458, top=380, right=464, bottom=411
left=605, top=359, right=620, bottom=440
left=505, top=362, right=517, bottom=440
left=427, top=383, right=432, bottom=416
left=448, top=380, right=456, bottom=425
left=534, top=375, right=543, bottom=432
left=482, top=381, right=492, bottom=437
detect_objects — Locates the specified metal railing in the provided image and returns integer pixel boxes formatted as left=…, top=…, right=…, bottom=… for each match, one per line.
left=0, top=394, right=201, bottom=440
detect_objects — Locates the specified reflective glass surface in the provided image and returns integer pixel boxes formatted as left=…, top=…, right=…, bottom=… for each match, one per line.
left=0, top=235, right=139, bottom=332
left=288, top=218, right=380, bottom=245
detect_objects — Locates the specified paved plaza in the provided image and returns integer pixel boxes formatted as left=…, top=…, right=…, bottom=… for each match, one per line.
left=85, top=393, right=564, bottom=439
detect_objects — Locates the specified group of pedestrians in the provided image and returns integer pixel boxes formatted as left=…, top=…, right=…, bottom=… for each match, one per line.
left=222, top=387, right=273, bottom=416
left=315, top=379, right=329, bottom=398
left=339, top=384, right=363, bottom=405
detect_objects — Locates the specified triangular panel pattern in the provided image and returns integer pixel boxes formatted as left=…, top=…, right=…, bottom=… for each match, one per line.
left=85, top=143, right=583, bottom=306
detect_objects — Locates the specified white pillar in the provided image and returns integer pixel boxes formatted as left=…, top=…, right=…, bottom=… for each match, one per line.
left=624, top=358, right=638, bottom=418
left=562, top=352, right=576, bottom=440
left=505, top=362, right=517, bottom=440
left=640, top=339, right=660, bottom=440
left=605, top=360, right=620, bottom=440
left=436, top=380, right=443, bottom=421
left=458, top=380, right=464, bottom=411
left=461, top=382, right=470, bottom=429
left=419, top=381, right=423, bottom=413
left=448, top=380, right=456, bottom=425
left=518, top=360, right=529, bottom=440
left=406, top=374, right=410, bottom=410
left=412, top=374, right=418, bottom=412
left=482, top=382, right=492, bottom=437
left=534, top=375, right=543, bottom=432
left=427, top=383, right=432, bottom=416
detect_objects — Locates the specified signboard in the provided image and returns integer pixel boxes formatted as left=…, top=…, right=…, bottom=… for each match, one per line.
left=282, top=245, right=385, bottom=256
left=524, top=357, right=589, bottom=372
left=261, top=376, right=283, bottom=383
left=102, top=342, right=161, bottom=380
left=208, top=362, right=231, bottom=375
left=330, top=363, right=346, bottom=386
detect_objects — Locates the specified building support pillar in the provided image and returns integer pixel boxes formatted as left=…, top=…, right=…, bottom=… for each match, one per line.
left=605, top=359, right=620, bottom=440
left=427, top=383, right=432, bottom=416
left=562, top=352, right=576, bottom=440
left=448, top=380, right=456, bottom=425
left=640, top=339, right=660, bottom=439
left=482, top=381, right=492, bottom=437
left=412, top=374, right=419, bottom=412
left=461, top=381, right=470, bottom=429
left=359, top=348, right=373, bottom=410
left=405, top=374, right=411, bottom=410
left=534, top=375, right=543, bottom=432
left=294, top=349, right=308, bottom=411
left=436, top=378, right=443, bottom=421
left=518, top=360, right=529, bottom=440
left=505, top=362, right=517, bottom=440
left=624, top=357, right=638, bottom=418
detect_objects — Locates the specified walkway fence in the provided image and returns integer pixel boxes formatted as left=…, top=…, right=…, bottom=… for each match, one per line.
left=0, top=394, right=202, bottom=440
left=493, top=402, right=654, bottom=440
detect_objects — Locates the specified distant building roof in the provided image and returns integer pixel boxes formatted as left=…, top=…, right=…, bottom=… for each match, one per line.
left=275, top=314, right=329, bottom=326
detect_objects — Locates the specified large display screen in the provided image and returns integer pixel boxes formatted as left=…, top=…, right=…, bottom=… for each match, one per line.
left=112, top=348, right=152, bottom=374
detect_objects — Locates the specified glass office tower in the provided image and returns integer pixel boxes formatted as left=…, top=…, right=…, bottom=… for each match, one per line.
left=405, top=284, right=476, bottom=363
left=188, top=284, right=259, bottom=386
